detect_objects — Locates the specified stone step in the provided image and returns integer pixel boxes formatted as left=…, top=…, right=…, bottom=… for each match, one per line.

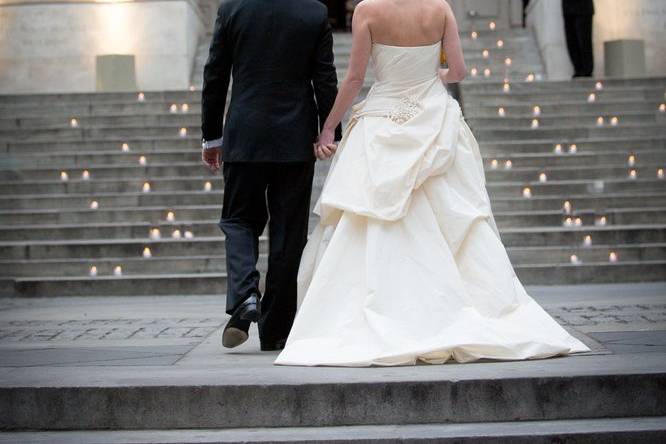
left=2, top=202, right=664, bottom=229
left=462, top=88, right=665, bottom=103
left=4, top=158, right=665, bottom=182
left=1, top=175, right=663, bottom=198
left=471, top=125, right=666, bottom=141
left=0, top=114, right=202, bottom=130
left=7, top=121, right=662, bottom=146
left=4, top=135, right=663, bottom=160
left=488, top=178, right=665, bottom=197
left=4, top=147, right=664, bottom=170
left=1, top=138, right=198, bottom=154
left=1, top=226, right=663, bottom=261
left=478, top=136, right=666, bottom=155
left=489, top=192, right=666, bottom=212
left=0, top=181, right=666, bottom=214
left=3, top=207, right=665, bottom=240
left=515, top=259, right=666, bottom=284
left=2, top=255, right=664, bottom=296
left=0, top=237, right=255, bottom=261
left=0, top=176, right=220, bottom=195
left=484, top=164, right=665, bottom=182
left=0, top=101, right=201, bottom=119
left=506, top=241, right=666, bottom=261
left=0, top=191, right=218, bottom=210
left=466, top=100, right=663, bottom=116
left=500, top=224, right=666, bottom=246
left=463, top=78, right=666, bottom=93
left=0, top=254, right=237, bottom=277
left=0, top=221, right=219, bottom=241
left=0, top=125, right=203, bottom=142
left=0, top=91, right=199, bottom=106
left=465, top=108, right=666, bottom=128
left=2, top=192, right=664, bottom=223
left=1, top=353, right=664, bottom=429
left=482, top=150, right=666, bottom=167
left=1, top=177, right=662, bottom=209
left=2, top=243, right=663, bottom=282
left=0, top=163, right=220, bottom=181
left=468, top=112, right=660, bottom=128
left=6, top=150, right=201, bottom=167
left=1, top=272, right=226, bottom=297
left=2, top=416, right=665, bottom=443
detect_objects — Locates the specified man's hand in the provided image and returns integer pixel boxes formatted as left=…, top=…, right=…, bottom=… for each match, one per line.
left=202, top=147, right=222, bottom=172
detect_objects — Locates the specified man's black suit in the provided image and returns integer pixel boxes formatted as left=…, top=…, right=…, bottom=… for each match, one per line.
left=201, top=0, right=342, bottom=348
left=562, top=0, right=595, bottom=77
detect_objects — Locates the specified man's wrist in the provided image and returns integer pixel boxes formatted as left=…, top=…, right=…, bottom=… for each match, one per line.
left=202, top=137, right=223, bottom=150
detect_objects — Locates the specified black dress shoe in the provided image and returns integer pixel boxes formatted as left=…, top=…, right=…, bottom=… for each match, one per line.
left=222, top=293, right=260, bottom=348
left=260, top=338, right=287, bottom=351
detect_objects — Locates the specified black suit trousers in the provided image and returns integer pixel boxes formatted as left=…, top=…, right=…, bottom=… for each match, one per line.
left=564, top=14, right=594, bottom=77
left=219, top=161, right=315, bottom=344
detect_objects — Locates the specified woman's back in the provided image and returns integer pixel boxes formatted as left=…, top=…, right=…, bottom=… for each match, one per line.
left=363, top=0, right=447, bottom=47
left=357, top=0, right=467, bottom=82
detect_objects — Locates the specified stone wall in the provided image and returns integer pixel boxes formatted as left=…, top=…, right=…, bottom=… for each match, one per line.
left=592, top=0, right=666, bottom=77
left=0, top=0, right=204, bottom=94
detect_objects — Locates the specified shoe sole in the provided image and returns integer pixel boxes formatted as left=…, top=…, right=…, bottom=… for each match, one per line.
left=222, top=327, right=249, bottom=348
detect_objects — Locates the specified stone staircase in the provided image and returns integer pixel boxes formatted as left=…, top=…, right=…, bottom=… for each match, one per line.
left=1, top=26, right=665, bottom=297
left=2, top=353, right=665, bottom=440
left=461, top=77, right=666, bottom=284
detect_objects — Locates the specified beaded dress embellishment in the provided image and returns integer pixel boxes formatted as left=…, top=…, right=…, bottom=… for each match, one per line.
left=387, top=95, right=422, bottom=124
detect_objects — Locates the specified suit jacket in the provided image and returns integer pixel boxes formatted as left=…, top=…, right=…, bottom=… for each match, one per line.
left=562, top=0, right=594, bottom=16
left=201, top=0, right=343, bottom=162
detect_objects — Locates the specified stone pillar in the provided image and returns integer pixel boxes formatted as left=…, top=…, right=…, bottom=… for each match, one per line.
left=0, top=0, right=205, bottom=94
left=604, top=40, right=646, bottom=78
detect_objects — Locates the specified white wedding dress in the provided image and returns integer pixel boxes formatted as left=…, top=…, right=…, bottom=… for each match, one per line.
left=274, top=41, right=591, bottom=367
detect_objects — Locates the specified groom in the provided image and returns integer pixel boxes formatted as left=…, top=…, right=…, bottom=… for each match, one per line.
left=200, top=0, right=342, bottom=351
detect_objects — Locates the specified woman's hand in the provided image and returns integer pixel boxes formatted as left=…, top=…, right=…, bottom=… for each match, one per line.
left=314, top=128, right=337, bottom=160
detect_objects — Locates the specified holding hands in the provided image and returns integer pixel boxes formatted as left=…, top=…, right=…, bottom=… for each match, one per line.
left=314, top=128, right=337, bottom=160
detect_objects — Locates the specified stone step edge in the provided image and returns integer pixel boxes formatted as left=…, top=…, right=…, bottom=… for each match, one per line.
left=6, top=147, right=665, bottom=160
left=1, top=361, right=664, bottom=429
left=1, top=416, right=664, bottom=443
left=2, top=210, right=666, bottom=231
left=2, top=259, right=665, bottom=282
left=2, top=189, right=665, bottom=205
left=2, top=228, right=665, bottom=247
left=2, top=176, right=665, bottom=189
left=3, top=244, right=665, bottom=268
left=4, top=160, right=666, bottom=175
left=6, top=202, right=662, bottom=217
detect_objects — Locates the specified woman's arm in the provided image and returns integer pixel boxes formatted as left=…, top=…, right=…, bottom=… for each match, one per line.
left=315, top=3, right=372, bottom=158
left=439, top=1, right=466, bottom=84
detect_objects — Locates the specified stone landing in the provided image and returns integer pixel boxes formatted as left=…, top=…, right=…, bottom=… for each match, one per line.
left=0, top=283, right=665, bottom=441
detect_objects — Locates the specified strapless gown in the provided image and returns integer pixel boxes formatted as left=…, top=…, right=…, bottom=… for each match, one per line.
left=274, top=41, right=591, bottom=366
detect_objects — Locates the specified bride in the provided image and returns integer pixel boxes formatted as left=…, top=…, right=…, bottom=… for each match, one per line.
left=274, top=0, right=591, bottom=366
